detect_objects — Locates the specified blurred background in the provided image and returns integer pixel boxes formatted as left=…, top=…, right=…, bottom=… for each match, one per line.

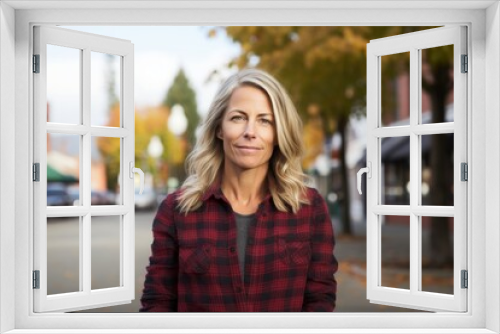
left=45, top=26, right=455, bottom=312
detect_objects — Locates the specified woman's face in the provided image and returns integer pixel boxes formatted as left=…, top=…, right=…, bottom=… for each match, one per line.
left=218, top=85, right=276, bottom=173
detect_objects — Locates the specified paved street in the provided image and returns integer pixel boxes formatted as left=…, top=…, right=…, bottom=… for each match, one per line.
left=47, top=209, right=449, bottom=313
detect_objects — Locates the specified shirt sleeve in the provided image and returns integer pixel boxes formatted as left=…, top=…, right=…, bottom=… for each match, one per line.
left=302, top=189, right=338, bottom=312
left=140, top=194, right=179, bottom=312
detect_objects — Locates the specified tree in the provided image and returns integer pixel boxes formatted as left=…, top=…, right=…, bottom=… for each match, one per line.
left=94, top=54, right=121, bottom=192
left=96, top=102, right=121, bottom=192
left=163, top=68, right=200, bottom=149
left=217, top=26, right=394, bottom=235
left=97, top=104, right=185, bottom=193
left=135, top=106, right=186, bottom=189
left=421, top=44, right=455, bottom=267
left=106, top=54, right=119, bottom=111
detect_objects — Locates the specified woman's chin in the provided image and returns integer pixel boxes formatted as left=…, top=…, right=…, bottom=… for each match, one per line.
left=231, top=160, right=269, bottom=172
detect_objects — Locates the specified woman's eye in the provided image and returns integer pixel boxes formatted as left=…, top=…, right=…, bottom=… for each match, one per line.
left=231, top=116, right=244, bottom=121
left=260, top=118, right=273, bottom=125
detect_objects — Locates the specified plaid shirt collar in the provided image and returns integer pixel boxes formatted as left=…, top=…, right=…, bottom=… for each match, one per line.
left=200, top=177, right=273, bottom=204
left=200, top=179, right=224, bottom=202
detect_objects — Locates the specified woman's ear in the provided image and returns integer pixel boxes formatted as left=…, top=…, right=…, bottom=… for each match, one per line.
left=216, top=128, right=223, bottom=139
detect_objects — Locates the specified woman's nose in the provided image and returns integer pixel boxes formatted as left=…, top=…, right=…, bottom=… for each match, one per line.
left=243, top=121, right=256, bottom=138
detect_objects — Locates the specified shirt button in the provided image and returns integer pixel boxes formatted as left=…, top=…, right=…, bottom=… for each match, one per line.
left=230, top=247, right=236, bottom=253
left=235, top=287, right=243, bottom=293
left=248, top=238, right=254, bottom=245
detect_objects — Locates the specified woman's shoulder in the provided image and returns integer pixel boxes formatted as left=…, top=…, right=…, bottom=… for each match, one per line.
left=304, top=186, right=323, bottom=202
left=158, top=188, right=184, bottom=209
left=302, top=186, right=330, bottom=211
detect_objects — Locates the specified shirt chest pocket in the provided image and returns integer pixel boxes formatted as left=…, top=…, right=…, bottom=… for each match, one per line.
left=179, top=244, right=212, bottom=274
left=278, top=238, right=311, bottom=267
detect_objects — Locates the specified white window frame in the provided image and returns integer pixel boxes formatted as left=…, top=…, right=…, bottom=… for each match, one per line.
left=0, top=1, right=499, bottom=333
left=33, top=25, right=136, bottom=313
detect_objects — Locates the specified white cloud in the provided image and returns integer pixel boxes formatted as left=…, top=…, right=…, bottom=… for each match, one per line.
left=184, top=48, right=239, bottom=117
left=46, top=46, right=80, bottom=124
left=134, top=51, right=180, bottom=108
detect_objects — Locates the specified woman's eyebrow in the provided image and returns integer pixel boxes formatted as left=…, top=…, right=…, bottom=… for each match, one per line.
left=227, top=110, right=274, bottom=118
left=227, top=109, right=247, bottom=115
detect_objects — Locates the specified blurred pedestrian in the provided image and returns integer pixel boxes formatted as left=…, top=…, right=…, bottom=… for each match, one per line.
left=140, top=68, right=337, bottom=312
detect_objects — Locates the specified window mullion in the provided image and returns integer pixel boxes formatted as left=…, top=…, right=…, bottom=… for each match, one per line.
left=412, top=122, right=454, bottom=135
left=46, top=123, right=88, bottom=135
left=122, top=52, right=135, bottom=297
left=81, top=48, right=91, bottom=294
left=80, top=214, right=90, bottom=293
left=373, top=205, right=411, bottom=215
left=409, top=48, right=420, bottom=294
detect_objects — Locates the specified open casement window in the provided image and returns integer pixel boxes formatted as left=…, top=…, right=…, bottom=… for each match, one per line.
left=362, top=26, right=467, bottom=312
left=33, top=26, right=139, bottom=312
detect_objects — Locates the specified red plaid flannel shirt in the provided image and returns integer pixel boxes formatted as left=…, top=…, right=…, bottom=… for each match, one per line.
left=140, top=183, right=337, bottom=312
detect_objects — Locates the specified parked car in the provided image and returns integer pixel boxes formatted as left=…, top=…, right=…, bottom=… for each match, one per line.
left=47, top=184, right=71, bottom=206
left=67, top=189, right=117, bottom=206
left=135, top=188, right=158, bottom=210
left=67, top=187, right=80, bottom=205
left=91, top=191, right=115, bottom=205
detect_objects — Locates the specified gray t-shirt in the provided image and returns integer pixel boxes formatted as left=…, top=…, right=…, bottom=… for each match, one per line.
left=234, top=212, right=256, bottom=283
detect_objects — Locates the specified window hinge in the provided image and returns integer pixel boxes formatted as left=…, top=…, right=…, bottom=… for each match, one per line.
left=33, top=270, right=40, bottom=289
left=33, top=54, right=40, bottom=73
left=33, top=163, right=40, bottom=182
left=461, top=270, right=468, bottom=289
left=461, top=54, right=468, bottom=73
left=461, top=163, right=468, bottom=181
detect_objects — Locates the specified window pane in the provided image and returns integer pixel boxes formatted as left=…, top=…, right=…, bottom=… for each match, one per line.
left=421, top=216, right=454, bottom=294
left=381, top=215, right=410, bottom=290
left=47, top=44, right=81, bottom=124
left=420, top=45, right=454, bottom=124
left=47, top=133, right=80, bottom=206
left=421, top=134, right=454, bottom=206
left=47, top=217, right=80, bottom=294
left=380, top=52, right=410, bottom=127
left=91, top=136, right=121, bottom=205
left=91, top=52, right=121, bottom=127
left=381, top=137, right=410, bottom=205
left=91, top=216, right=121, bottom=290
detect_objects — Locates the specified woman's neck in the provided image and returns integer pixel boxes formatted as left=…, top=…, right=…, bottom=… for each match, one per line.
left=220, top=164, right=268, bottom=214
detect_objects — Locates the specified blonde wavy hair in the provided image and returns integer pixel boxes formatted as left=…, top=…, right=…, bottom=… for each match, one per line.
left=177, top=68, right=310, bottom=214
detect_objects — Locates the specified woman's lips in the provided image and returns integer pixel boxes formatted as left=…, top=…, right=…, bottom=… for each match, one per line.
left=235, top=145, right=261, bottom=152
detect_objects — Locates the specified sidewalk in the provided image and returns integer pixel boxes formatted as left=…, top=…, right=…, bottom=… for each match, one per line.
left=333, top=218, right=454, bottom=312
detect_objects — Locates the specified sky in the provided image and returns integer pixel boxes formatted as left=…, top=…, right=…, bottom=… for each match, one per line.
left=51, top=26, right=241, bottom=125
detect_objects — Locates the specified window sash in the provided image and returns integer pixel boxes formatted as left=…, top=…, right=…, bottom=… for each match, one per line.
left=33, top=25, right=136, bottom=313
left=366, top=26, right=468, bottom=312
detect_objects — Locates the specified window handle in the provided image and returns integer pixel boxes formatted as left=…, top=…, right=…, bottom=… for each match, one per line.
left=357, top=162, right=371, bottom=195
left=129, top=162, right=145, bottom=195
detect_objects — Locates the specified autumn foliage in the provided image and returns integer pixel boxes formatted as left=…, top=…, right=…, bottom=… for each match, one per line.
left=97, top=103, right=185, bottom=191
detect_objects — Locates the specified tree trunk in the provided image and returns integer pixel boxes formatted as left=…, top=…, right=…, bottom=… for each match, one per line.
left=338, top=116, right=352, bottom=235
left=427, top=65, right=453, bottom=267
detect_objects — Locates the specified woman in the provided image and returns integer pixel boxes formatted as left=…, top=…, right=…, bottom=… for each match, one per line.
left=140, top=68, right=337, bottom=312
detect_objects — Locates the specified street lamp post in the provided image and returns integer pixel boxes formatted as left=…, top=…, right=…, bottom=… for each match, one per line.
left=167, top=104, right=188, bottom=190
left=147, top=135, right=164, bottom=190
left=168, top=104, right=188, bottom=137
